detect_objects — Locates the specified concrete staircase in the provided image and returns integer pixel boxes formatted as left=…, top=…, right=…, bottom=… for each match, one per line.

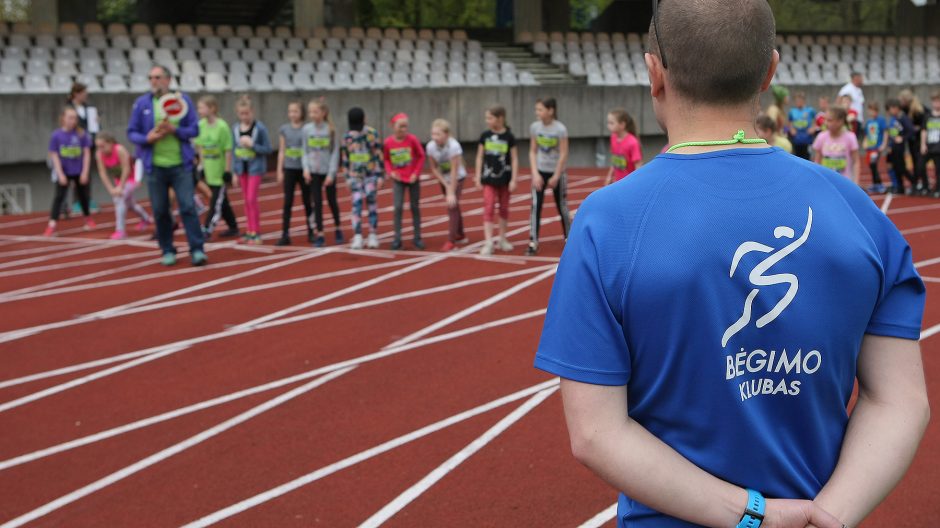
left=481, top=43, right=580, bottom=85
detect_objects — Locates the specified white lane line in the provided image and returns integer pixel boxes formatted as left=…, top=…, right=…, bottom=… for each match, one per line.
left=180, top=377, right=560, bottom=528
left=0, top=307, right=547, bottom=472
left=0, top=244, right=111, bottom=271
left=914, top=255, right=940, bottom=269
left=922, top=323, right=940, bottom=340
left=0, top=255, right=417, bottom=346
left=0, top=253, right=461, bottom=407
left=358, top=386, right=558, bottom=528
left=901, top=223, right=940, bottom=236
left=921, top=276, right=940, bottom=283
left=887, top=201, right=940, bottom=215
left=0, top=241, right=92, bottom=258
left=880, top=193, right=893, bottom=214
left=0, top=250, right=155, bottom=280
left=384, top=267, right=556, bottom=349
left=232, top=254, right=447, bottom=330
left=578, top=503, right=619, bottom=528
left=0, top=252, right=293, bottom=302
left=0, top=367, right=354, bottom=528
left=0, top=345, right=191, bottom=414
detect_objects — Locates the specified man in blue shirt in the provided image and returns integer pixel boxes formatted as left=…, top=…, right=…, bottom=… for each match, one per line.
left=534, top=1, right=929, bottom=527
left=786, top=92, right=815, bottom=161
left=127, top=65, right=206, bottom=266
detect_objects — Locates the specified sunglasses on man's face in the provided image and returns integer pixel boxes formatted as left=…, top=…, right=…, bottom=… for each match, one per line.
left=651, top=0, right=668, bottom=69
left=149, top=75, right=165, bottom=80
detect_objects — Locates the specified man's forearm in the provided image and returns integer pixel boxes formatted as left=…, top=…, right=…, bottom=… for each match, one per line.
left=813, top=394, right=929, bottom=527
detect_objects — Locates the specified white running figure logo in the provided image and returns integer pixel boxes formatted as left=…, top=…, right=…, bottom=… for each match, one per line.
left=721, top=207, right=814, bottom=347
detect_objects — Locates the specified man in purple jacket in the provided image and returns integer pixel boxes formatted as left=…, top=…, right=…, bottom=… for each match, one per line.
left=127, top=65, right=206, bottom=266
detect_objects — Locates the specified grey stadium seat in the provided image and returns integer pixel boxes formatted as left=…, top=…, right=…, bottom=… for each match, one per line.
left=313, top=72, right=334, bottom=89
left=53, top=59, right=77, bottom=75
left=1, top=59, right=24, bottom=75
left=292, top=72, right=315, bottom=90
left=102, top=74, right=128, bottom=93
left=24, top=74, right=50, bottom=92
left=332, top=71, right=352, bottom=89
left=373, top=71, right=391, bottom=88
left=241, top=49, right=261, bottom=62
left=0, top=74, right=21, bottom=93
left=50, top=73, right=73, bottom=92
left=251, top=61, right=271, bottom=74
left=249, top=72, right=271, bottom=90
left=107, top=59, right=130, bottom=75
left=271, top=72, right=291, bottom=88
left=228, top=72, right=250, bottom=91
left=76, top=73, right=102, bottom=91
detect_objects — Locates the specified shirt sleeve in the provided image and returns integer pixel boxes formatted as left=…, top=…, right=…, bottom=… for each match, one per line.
left=629, top=136, right=642, bottom=163
left=221, top=122, right=233, bottom=150
left=48, top=133, right=59, bottom=153
left=534, top=193, right=633, bottom=386
left=866, top=219, right=926, bottom=340
left=812, top=133, right=823, bottom=152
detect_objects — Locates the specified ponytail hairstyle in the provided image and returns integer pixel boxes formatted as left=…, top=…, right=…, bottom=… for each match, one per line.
left=67, top=82, right=87, bottom=104
left=536, top=97, right=558, bottom=120
left=609, top=108, right=638, bottom=137
left=310, top=97, right=335, bottom=141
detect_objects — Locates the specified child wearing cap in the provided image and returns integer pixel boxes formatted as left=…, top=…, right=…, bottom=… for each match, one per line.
left=383, top=112, right=427, bottom=250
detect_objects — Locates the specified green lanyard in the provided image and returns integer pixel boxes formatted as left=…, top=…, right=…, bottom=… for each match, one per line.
left=666, top=130, right=767, bottom=153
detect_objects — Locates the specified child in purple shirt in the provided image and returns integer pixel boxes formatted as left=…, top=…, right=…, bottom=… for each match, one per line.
left=45, top=107, right=94, bottom=236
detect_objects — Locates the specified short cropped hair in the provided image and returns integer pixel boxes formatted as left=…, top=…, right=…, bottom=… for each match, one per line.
left=648, top=0, right=776, bottom=106
left=755, top=114, right=777, bottom=133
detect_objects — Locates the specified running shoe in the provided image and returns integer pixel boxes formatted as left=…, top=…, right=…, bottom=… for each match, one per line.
left=201, top=226, right=212, bottom=240
left=441, top=241, right=457, bottom=252
left=219, top=227, right=240, bottom=238
left=161, top=253, right=177, bottom=266
left=351, top=233, right=364, bottom=249
left=275, top=235, right=291, bottom=246
left=866, top=184, right=886, bottom=194
left=307, top=230, right=315, bottom=243
left=250, top=234, right=263, bottom=245
left=335, top=229, right=345, bottom=244
left=413, top=239, right=425, bottom=251
left=498, top=238, right=514, bottom=252
left=109, top=230, right=126, bottom=240
left=456, top=237, right=470, bottom=245
left=191, top=250, right=208, bottom=267
left=84, top=218, right=97, bottom=230
left=136, top=219, right=152, bottom=232
left=525, top=242, right=539, bottom=256
left=314, top=235, right=325, bottom=248
left=480, top=241, right=494, bottom=256
left=43, top=224, right=55, bottom=237
left=366, top=233, right=379, bottom=249
left=390, top=240, right=402, bottom=251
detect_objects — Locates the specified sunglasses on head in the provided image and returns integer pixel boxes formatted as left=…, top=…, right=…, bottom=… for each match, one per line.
left=651, top=0, right=668, bottom=69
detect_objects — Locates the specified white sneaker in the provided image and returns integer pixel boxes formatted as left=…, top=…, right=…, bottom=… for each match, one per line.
left=480, top=241, right=494, bottom=256
left=498, top=238, right=513, bottom=252
left=456, top=237, right=470, bottom=245
left=366, top=232, right=379, bottom=249
left=351, top=233, right=364, bottom=250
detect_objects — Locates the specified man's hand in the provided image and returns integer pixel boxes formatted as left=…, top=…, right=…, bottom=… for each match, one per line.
left=303, top=170, right=312, bottom=184
left=160, top=120, right=176, bottom=135
left=762, top=499, right=843, bottom=528
left=146, top=129, right=165, bottom=144
left=325, top=175, right=334, bottom=186
left=239, top=136, right=253, bottom=148
left=445, top=188, right=457, bottom=208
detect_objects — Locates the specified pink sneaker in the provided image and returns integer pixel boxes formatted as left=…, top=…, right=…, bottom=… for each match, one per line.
left=43, top=224, right=55, bottom=237
left=136, top=219, right=151, bottom=232
left=84, top=219, right=97, bottom=231
left=109, top=230, right=126, bottom=240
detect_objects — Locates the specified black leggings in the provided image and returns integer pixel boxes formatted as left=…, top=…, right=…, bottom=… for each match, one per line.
left=282, top=168, right=313, bottom=234
left=310, top=173, right=340, bottom=232
left=889, top=148, right=913, bottom=191
left=793, top=143, right=811, bottom=161
left=51, top=176, right=89, bottom=220
left=205, top=183, right=237, bottom=232
left=530, top=170, right=571, bottom=243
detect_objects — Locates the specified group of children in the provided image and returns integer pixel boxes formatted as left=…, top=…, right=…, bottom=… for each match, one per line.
left=760, top=88, right=940, bottom=196
left=44, top=97, right=648, bottom=256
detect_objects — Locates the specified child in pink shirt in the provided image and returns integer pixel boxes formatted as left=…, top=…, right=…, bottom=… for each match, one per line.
left=383, top=113, right=427, bottom=250
left=605, top=109, right=643, bottom=185
left=813, top=106, right=860, bottom=184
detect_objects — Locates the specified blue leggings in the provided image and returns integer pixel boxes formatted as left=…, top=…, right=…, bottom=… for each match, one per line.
left=349, top=176, right=378, bottom=235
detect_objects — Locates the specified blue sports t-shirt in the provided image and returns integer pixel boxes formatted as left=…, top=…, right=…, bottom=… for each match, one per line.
left=864, top=117, right=887, bottom=150
left=534, top=147, right=925, bottom=528
left=788, top=106, right=815, bottom=145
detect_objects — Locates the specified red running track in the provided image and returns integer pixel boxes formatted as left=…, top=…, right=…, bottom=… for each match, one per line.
left=0, top=168, right=937, bottom=527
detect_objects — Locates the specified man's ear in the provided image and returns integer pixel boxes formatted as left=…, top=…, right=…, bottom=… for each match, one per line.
left=645, top=52, right=665, bottom=100
left=759, top=49, right=780, bottom=93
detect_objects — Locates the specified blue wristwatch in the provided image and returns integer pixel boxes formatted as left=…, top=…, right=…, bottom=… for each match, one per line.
left=735, top=488, right=765, bottom=528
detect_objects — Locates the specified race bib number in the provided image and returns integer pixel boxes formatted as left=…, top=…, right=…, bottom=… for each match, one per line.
left=889, top=127, right=900, bottom=137
left=792, top=120, right=808, bottom=130
left=439, top=160, right=452, bottom=172
left=59, top=145, right=82, bottom=158
left=610, top=154, right=627, bottom=170
left=285, top=147, right=304, bottom=159
left=349, top=152, right=371, bottom=164
left=390, top=147, right=412, bottom=167
left=234, top=147, right=256, bottom=160
left=822, top=157, right=847, bottom=171
left=536, top=135, right=559, bottom=149
left=308, top=136, right=330, bottom=149
left=485, top=140, right=508, bottom=155
left=928, top=121, right=940, bottom=144
left=202, top=144, right=221, bottom=159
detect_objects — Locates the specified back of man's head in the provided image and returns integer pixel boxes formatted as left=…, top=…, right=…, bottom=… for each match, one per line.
left=649, top=0, right=776, bottom=106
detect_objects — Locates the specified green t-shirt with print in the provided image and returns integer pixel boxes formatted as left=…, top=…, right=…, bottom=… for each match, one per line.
left=196, top=117, right=233, bottom=186
left=152, top=96, right=183, bottom=168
